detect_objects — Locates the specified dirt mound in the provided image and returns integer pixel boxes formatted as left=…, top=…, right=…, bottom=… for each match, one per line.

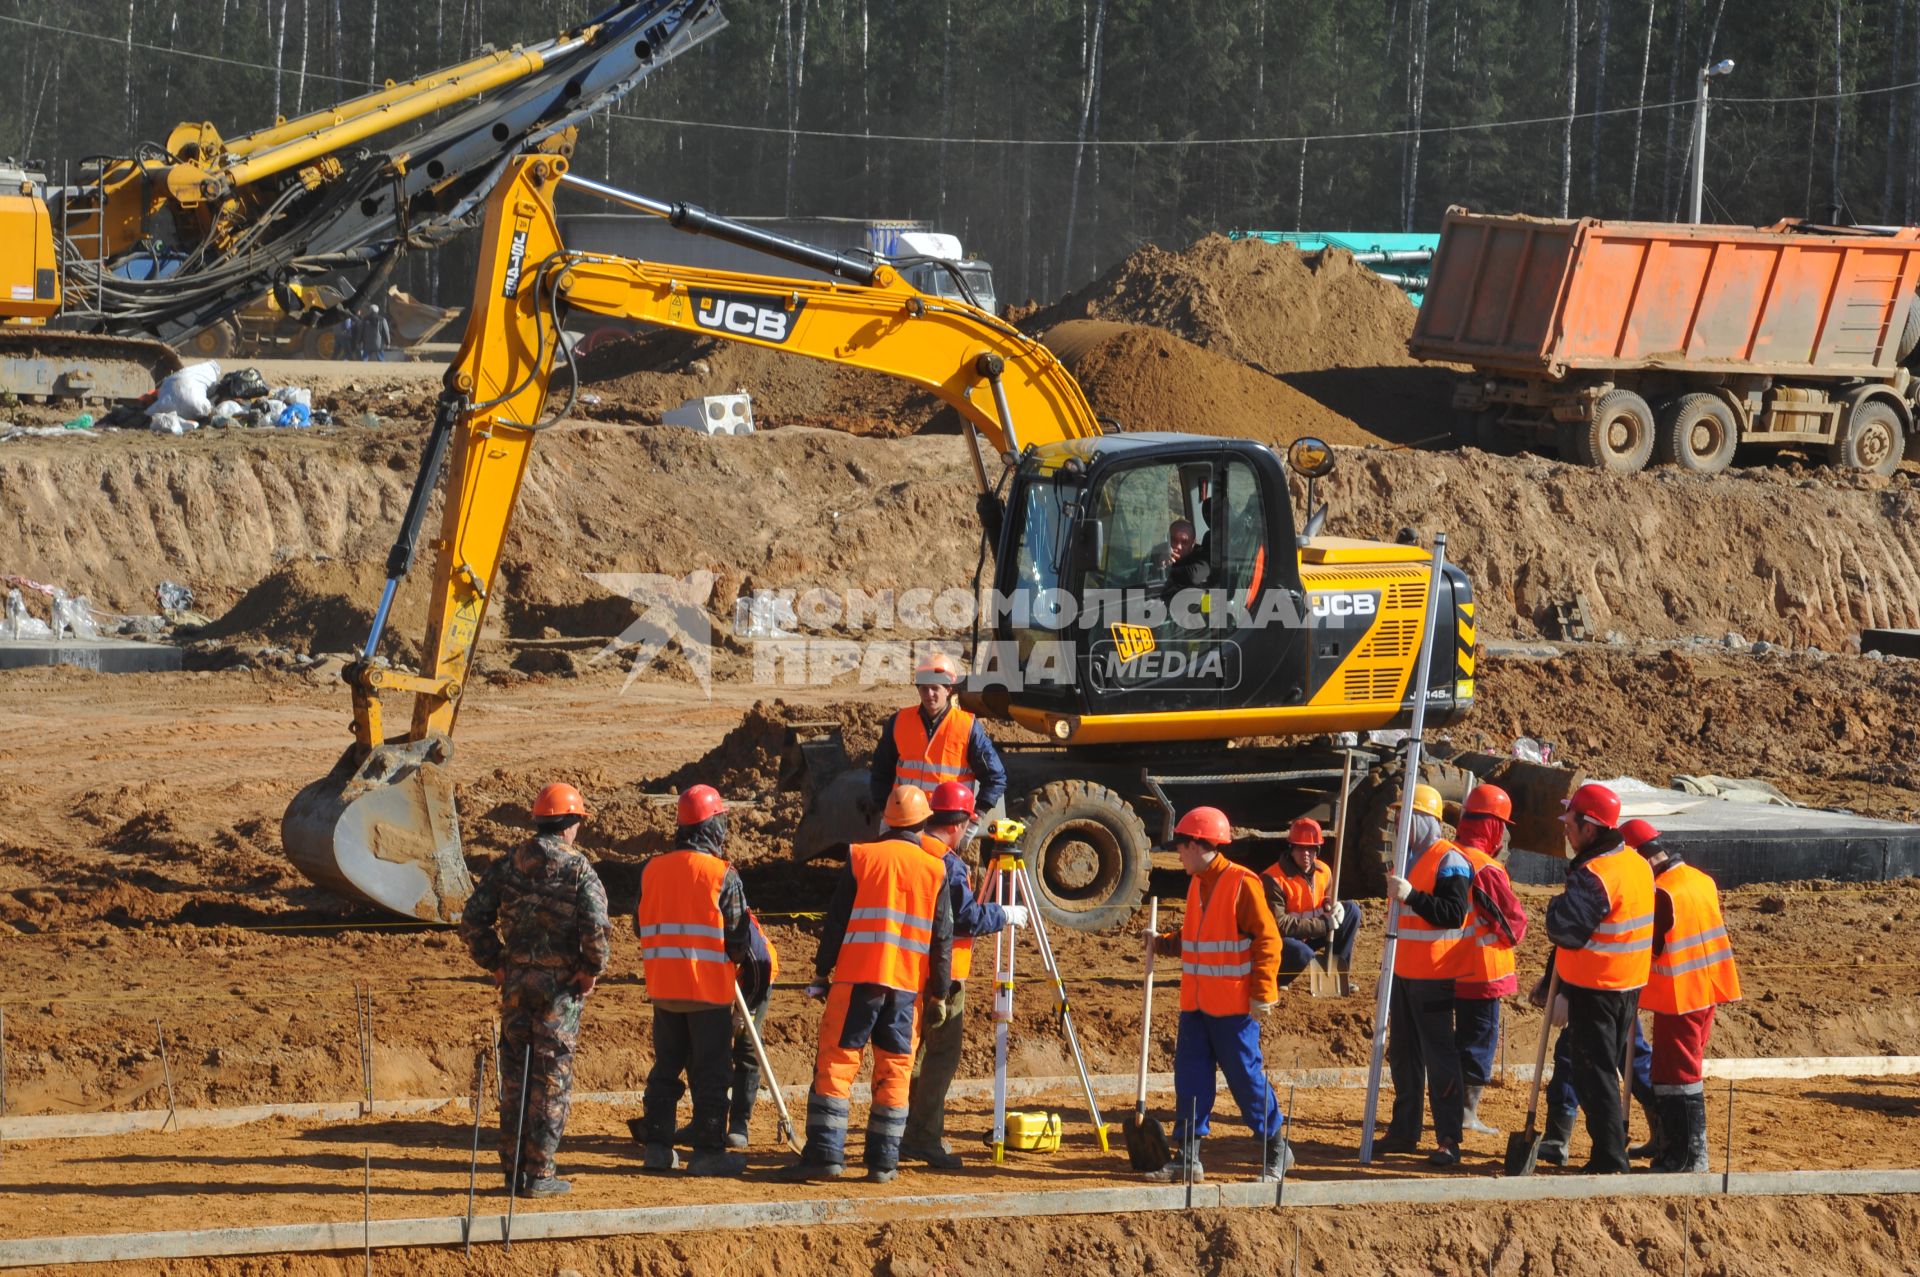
left=572, top=327, right=940, bottom=433
left=1042, top=320, right=1393, bottom=447
left=1027, top=235, right=1419, bottom=375
left=196, top=557, right=429, bottom=662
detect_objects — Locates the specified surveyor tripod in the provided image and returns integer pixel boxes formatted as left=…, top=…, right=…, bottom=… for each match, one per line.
left=977, top=820, right=1111, bottom=1163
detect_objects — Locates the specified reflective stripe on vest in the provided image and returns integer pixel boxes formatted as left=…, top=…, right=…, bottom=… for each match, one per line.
left=1180, top=861, right=1262, bottom=1015
left=1643, top=862, right=1742, bottom=1015
left=838, top=837, right=948, bottom=993
left=1557, top=846, right=1656, bottom=991
left=1393, top=840, right=1471, bottom=979
left=1261, top=859, right=1329, bottom=915
left=919, top=833, right=975, bottom=982
left=1455, top=845, right=1518, bottom=983
left=892, top=706, right=977, bottom=795
left=637, top=850, right=735, bottom=1005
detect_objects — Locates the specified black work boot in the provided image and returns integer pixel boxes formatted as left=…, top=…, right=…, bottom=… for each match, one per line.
left=1145, top=1150, right=1205, bottom=1183
left=1537, top=1105, right=1577, bottom=1167
left=688, top=1111, right=747, bottom=1178
left=516, top=1173, right=572, bottom=1198
left=627, top=1113, right=681, bottom=1171
left=1260, top=1136, right=1295, bottom=1181
left=899, top=1136, right=964, bottom=1170
left=1659, top=1093, right=1710, bottom=1173
left=1629, top=1097, right=1665, bottom=1161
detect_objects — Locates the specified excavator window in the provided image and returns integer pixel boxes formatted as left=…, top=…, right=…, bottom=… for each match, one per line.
left=1215, top=459, right=1270, bottom=613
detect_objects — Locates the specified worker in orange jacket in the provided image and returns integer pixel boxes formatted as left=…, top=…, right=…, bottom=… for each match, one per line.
left=1450, top=784, right=1528, bottom=1138
left=867, top=652, right=1007, bottom=829
left=782, top=785, right=954, bottom=1184
left=1621, top=818, right=1741, bottom=1173
left=1262, top=816, right=1362, bottom=987
left=1141, top=806, right=1290, bottom=1183
left=631, top=784, right=755, bottom=1177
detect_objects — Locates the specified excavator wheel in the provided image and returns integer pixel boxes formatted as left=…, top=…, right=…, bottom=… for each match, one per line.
left=1347, top=757, right=1477, bottom=897
left=1015, top=779, right=1150, bottom=933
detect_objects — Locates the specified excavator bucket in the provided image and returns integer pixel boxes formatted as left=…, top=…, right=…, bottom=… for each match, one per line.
left=780, top=723, right=880, bottom=860
left=282, top=736, right=473, bottom=922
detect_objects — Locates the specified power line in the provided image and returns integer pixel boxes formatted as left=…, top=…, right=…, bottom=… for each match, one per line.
left=0, top=11, right=375, bottom=89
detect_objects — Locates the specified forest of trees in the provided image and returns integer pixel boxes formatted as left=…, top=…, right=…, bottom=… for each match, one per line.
left=4, top=0, right=1919, bottom=306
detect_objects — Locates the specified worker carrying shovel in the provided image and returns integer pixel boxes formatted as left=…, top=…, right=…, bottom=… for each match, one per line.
left=1139, top=806, right=1291, bottom=1183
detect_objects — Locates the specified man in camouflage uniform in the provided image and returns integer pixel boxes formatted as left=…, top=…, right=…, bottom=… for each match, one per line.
left=459, top=781, right=610, bottom=1198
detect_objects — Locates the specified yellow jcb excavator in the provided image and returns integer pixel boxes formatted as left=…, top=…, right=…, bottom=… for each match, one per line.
left=283, top=154, right=1570, bottom=929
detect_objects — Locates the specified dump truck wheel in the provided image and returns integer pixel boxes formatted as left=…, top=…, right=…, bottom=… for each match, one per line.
left=1656, top=393, right=1738, bottom=474
left=1349, top=758, right=1475, bottom=897
left=1899, top=295, right=1920, bottom=363
left=1573, top=389, right=1656, bottom=473
left=183, top=322, right=237, bottom=361
left=1016, top=780, right=1149, bottom=933
left=1830, top=400, right=1905, bottom=477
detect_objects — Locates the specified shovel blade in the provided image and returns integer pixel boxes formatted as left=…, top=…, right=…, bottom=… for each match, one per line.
left=1308, top=953, right=1353, bottom=998
left=1123, top=1111, right=1170, bottom=1171
left=1503, top=1129, right=1541, bottom=1177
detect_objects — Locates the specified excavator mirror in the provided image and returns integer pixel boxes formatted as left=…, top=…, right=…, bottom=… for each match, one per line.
left=1072, top=517, right=1106, bottom=575
left=1286, top=437, right=1335, bottom=479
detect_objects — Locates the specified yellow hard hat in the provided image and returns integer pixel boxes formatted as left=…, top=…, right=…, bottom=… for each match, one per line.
left=1392, top=783, right=1444, bottom=820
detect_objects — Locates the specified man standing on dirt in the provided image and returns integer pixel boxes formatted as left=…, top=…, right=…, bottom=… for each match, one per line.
left=1449, top=785, right=1528, bottom=1138
left=458, top=781, right=610, bottom=1198
left=1262, top=817, right=1362, bottom=988
left=899, top=781, right=1029, bottom=1170
left=1622, top=818, right=1741, bottom=1173
left=631, top=784, right=756, bottom=1177
left=1141, top=806, right=1291, bottom=1184
left=1543, top=782, right=1654, bottom=1174
left=869, top=652, right=1006, bottom=833
left=783, top=784, right=954, bottom=1184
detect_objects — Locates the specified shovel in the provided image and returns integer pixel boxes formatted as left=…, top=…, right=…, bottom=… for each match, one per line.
left=1503, top=967, right=1562, bottom=1176
left=734, top=981, right=803, bottom=1156
left=1309, top=751, right=1357, bottom=998
left=1123, top=897, right=1172, bottom=1171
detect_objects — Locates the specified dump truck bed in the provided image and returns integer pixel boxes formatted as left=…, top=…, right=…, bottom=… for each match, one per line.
left=1410, top=210, right=1920, bottom=380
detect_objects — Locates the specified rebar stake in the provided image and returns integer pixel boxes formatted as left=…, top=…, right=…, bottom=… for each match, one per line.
left=362, top=1145, right=372, bottom=1275
left=1722, top=1078, right=1735, bottom=1194
left=154, top=1021, right=178, bottom=1133
left=505, top=1042, right=531, bottom=1252
left=464, top=1048, right=486, bottom=1256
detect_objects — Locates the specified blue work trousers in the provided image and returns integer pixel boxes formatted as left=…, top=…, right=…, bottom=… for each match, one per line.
left=1455, top=997, right=1501, bottom=1088
left=1277, top=902, right=1364, bottom=985
left=1170, top=1009, right=1283, bottom=1145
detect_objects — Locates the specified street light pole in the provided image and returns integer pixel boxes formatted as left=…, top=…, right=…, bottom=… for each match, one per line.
left=1689, top=59, right=1736, bottom=223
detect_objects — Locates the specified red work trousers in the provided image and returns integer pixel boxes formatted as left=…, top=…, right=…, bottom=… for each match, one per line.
left=1649, top=1006, right=1715, bottom=1093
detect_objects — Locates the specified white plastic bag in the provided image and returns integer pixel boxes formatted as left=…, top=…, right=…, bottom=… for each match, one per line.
left=147, top=411, right=193, bottom=435
left=149, top=360, right=221, bottom=420
left=212, top=399, right=246, bottom=418
left=270, top=385, right=313, bottom=408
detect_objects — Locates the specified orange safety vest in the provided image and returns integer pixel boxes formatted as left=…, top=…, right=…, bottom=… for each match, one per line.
left=919, top=833, right=974, bottom=983
left=838, top=837, right=947, bottom=993
left=1643, top=862, right=1742, bottom=1015
left=1394, top=840, right=1472, bottom=979
left=1455, top=845, right=1518, bottom=985
left=748, top=910, right=781, bottom=987
left=892, top=706, right=977, bottom=795
left=1261, top=858, right=1330, bottom=915
left=1556, top=846, right=1656, bottom=991
left=637, top=850, right=736, bottom=1005
left=1180, top=860, right=1263, bottom=1016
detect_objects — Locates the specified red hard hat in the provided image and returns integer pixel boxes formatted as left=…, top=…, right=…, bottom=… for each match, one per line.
left=930, top=780, right=976, bottom=817
left=913, top=652, right=961, bottom=686
left=1619, top=818, right=1661, bottom=850
left=1173, top=806, right=1233, bottom=846
left=532, top=782, right=587, bottom=819
left=677, top=784, right=726, bottom=825
left=1288, top=817, right=1323, bottom=846
left=1464, top=784, right=1513, bottom=823
left=1564, top=782, right=1621, bottom=829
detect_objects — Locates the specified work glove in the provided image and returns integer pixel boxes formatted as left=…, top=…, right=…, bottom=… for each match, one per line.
left=924, top=993, right=954, bottom=1030
left=963, top=817, right=982, bottom=846
left=1386, top=874, right=1412, bottom=903
left=1251, top=999, right=1277, bottom=1018
left=1328, top=901, right=1347, bottom=930
left=804, top=979, right=830, bottom=1001
left=1526, top=976, right=1548, bottom=1010
left=1003, top=904, right=1032, bottom=930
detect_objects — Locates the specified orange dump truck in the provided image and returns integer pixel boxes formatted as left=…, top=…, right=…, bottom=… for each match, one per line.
left=1410, top=208, right=1920, bottom=474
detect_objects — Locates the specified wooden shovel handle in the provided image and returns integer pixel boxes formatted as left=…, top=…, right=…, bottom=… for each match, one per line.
left=1136, top=896, right=1158, bottom=1106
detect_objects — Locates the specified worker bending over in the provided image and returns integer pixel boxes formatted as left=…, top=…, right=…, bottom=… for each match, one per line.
left=632, top=784, right=755, bottom=1177
left=1450, top=784, right=1529, bottom=1137
left=900, top=781, right=1030, bottom=1169
left=1376, top=784, right=1472, bottom=1167
left=1262, top=817, right=1362, bottom=987
left=1142, top=806, right=1291, bottom=1183
left=785, top=785, right=955, bottom=1183
left=459, top=782, right=610, bottom=1198
left=869, top=652, right=1006, bottom=830
left=1622, top=818, right=1741, bottom=1172
left=1544, top=782, right=1654, bottom=1174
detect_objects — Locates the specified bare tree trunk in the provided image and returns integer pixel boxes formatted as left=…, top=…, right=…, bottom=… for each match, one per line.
left=938, top=0, right=953, bottom=218
left=784, top=0, right=809, bottom=217
left=1561, top=0, right=1579, bottom=216
left=1590, top=0, right=1612, bottom=207
left=331, top=0, right=344, bottom=86
left=1252, top=0, right=1267, bottom=130
left=1659, top=0, right=1689, bottom=219
left=1909, top=0, right=1920, bottom=218
left=367, top=0, right=380, bottom=84
left=1831, top=0, right=1845, bottom=219
left=123, top=0, right=137, bottom=142
left=1403, top=0, right=1429, bottom=230
left=1060, top=0, right=1108, bottom=285
left=1296, top=139, right=1308, bottom=230
left=1627, top=0, right=1656, bottom=216
left=860, top=0, right=870, bottom=202
left=273, top=0, right=290, bottom=122
left=1888, top=0, right=1908, bottom=220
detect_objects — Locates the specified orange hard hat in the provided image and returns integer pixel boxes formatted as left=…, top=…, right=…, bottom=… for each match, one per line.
left=532, top=782, right=587, bottom=819
left=1619, top=817, right=1661, bottom=850
left=677, top=784, right=726, bottom=825
left=913, top=652, right=961, bottom=686
left=1564, top=782, right=1621, bottom=829
left=1464, top=784, right=1513, bottom=824
left=883, top=784, right=934, bottom=827
left=1288, top=817, right=1323, bottom=846
left=929, top=780, right=976, bottom=817
left=1173, top=806, right=1233, bottom=846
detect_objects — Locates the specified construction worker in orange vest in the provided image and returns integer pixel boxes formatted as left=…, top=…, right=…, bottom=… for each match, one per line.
left=1376, top=783, right=1475, bottom=1167
left=1261, top=817, right=1362, bottom=988
left=1621, top=818, right=1741, bottom=1173
left=1140, top=806, right=1290, bottom=1183
left=782, top=784, right=955, bottom=1184
left=899, top=780, right=1031, bottom=1169
left=631, top=784, right=756, bottom=1177
left=1543, top=782, right=1655, bottom=1174
left=1450, top=784, right=1529, bottom=1138
left=726, top=908, right=780, bottom=1151
left=868, top=651, right=1007, bottom=830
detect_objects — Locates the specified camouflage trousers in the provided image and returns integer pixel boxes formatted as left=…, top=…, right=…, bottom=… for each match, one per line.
left=497, top=968, right=585, bottom=1183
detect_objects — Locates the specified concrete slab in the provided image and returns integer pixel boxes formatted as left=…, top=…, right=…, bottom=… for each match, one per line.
left=0, top=638, right=183, bottom=673
left=1862, top=628, right=1920, bottom=659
